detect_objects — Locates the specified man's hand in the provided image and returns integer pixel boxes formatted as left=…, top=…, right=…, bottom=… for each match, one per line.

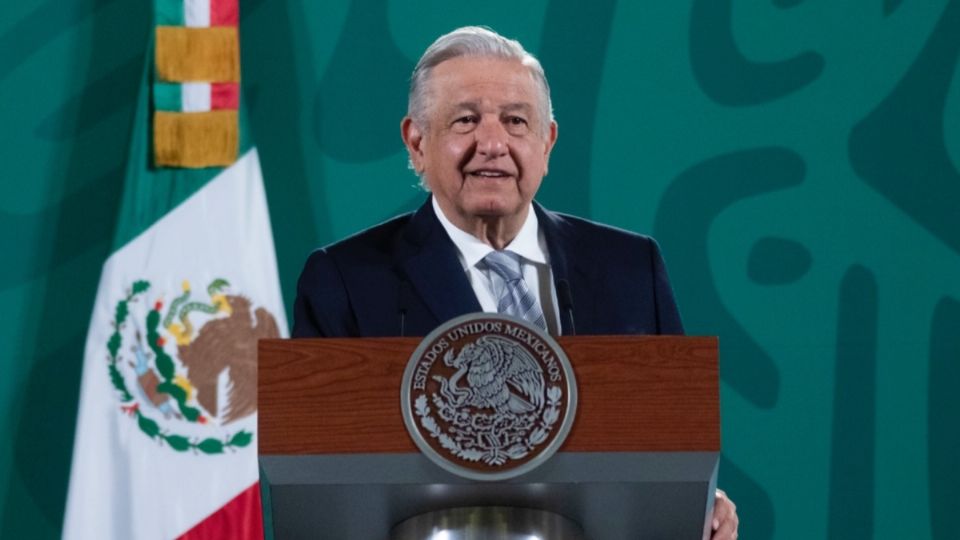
left=711, top=489, right=739, bottom=539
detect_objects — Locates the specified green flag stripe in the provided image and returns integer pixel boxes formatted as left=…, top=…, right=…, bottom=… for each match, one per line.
left=153, top=82, right=182, bottom=111
left=154, top=0, right=184, bottom=26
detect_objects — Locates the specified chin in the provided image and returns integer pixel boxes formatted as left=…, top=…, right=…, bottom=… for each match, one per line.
left=465, top=198, right=524, bottom=219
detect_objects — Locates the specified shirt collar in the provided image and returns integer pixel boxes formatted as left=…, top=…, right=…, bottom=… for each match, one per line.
left=432, top=197, right=547, bottom=270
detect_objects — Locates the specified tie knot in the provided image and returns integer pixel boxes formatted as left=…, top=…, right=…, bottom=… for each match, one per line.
left=483, top=250, right=523, bottom=281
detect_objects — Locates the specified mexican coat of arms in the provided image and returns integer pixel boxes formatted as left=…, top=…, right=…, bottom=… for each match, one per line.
left=401, top=313, right=578, bottom=480
left=106, top=278, right=280, bottom=454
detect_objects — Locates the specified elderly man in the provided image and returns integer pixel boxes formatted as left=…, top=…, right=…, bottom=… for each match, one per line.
left=293, top=26, right=738, bottom=538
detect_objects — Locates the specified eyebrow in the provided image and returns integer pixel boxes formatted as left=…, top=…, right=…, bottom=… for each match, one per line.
left=502, top=103, right=534, bottom=115
left=451, top=101, right=535, bottom=114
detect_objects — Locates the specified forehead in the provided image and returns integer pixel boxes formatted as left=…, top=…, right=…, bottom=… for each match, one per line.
left=427, top=56, right=540, bottom=112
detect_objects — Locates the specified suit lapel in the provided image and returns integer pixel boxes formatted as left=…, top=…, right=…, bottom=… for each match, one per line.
left=399, top=198, right=482, bottom=324
left=535, top=202, right=598, bottom=335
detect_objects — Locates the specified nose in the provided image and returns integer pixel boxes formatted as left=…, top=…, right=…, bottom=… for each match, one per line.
left=475, top=117, right=508, bottom=158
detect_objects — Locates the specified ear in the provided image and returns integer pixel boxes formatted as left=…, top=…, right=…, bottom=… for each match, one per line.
left=401, top=117, right=426, bottom=174
left=542, top=121, right=558, bottom=175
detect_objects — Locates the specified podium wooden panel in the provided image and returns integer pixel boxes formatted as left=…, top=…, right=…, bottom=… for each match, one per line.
left=259, top=336, right=718, bottom=454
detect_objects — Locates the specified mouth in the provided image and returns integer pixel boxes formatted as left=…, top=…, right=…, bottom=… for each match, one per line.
left=465, top=168, right=514, bottom=180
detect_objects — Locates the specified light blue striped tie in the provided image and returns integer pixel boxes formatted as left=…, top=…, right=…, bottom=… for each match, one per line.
left=483, top=250, right=547, bottom=330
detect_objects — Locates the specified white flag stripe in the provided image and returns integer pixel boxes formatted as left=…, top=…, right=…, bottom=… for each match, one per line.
left=184, top=0, right=210, bottom=27
left=181, top=82, right=212, bottom=112
left=63, top=149, right=285, bottom=539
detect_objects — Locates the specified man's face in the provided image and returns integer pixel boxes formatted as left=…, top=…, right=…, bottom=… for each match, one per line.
left=402, top=56, right=558, bottom=229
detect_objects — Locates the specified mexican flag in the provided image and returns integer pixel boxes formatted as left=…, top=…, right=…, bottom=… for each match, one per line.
left=63, top=1, right=285, bottom=538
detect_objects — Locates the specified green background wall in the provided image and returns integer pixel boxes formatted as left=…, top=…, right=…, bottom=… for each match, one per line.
left=2, top=0, right=958, bottom=537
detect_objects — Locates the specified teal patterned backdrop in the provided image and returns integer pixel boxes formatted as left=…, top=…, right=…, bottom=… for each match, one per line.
left=1, top=1, right=958, bottom=538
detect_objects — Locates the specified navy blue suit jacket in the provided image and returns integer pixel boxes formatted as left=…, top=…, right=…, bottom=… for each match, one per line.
left=292, top=198, right=683, bottom=338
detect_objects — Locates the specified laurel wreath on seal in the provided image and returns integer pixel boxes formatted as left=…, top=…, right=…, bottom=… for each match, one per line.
left=106, top=280, right=253, bottom=454
left=415, top=386, right=562, bottom=466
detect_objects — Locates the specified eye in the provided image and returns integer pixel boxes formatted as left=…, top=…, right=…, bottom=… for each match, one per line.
left=450, top=115, right=478, bottom=133
left=504, top=115, right=530, bottom=135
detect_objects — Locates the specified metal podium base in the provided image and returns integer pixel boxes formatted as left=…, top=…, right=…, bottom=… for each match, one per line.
left=263, top=452, right=719, bottom=538
left=391, top=507, right=587, bottom=540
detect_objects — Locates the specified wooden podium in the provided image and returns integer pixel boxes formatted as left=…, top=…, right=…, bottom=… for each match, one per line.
left=259, top=335, right=719, bottom=539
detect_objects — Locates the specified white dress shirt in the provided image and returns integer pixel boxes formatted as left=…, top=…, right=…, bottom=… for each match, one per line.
left=432, top=197, right=561, bottom=335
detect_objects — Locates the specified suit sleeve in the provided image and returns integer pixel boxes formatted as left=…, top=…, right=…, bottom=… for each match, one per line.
left=292, top=249, right=355, bottom=338
left=649, top=238, right=685, bottom=335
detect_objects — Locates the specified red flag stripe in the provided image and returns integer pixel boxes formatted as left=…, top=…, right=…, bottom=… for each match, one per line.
left=210, top=0, right=238, bottom=26
left=211, top=82, right=240, bottom=110
left=177, top=481, right=264, bottom=540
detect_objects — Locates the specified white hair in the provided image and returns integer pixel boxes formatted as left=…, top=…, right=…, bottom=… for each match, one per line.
left=407, top=26, right=555, bottom=136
